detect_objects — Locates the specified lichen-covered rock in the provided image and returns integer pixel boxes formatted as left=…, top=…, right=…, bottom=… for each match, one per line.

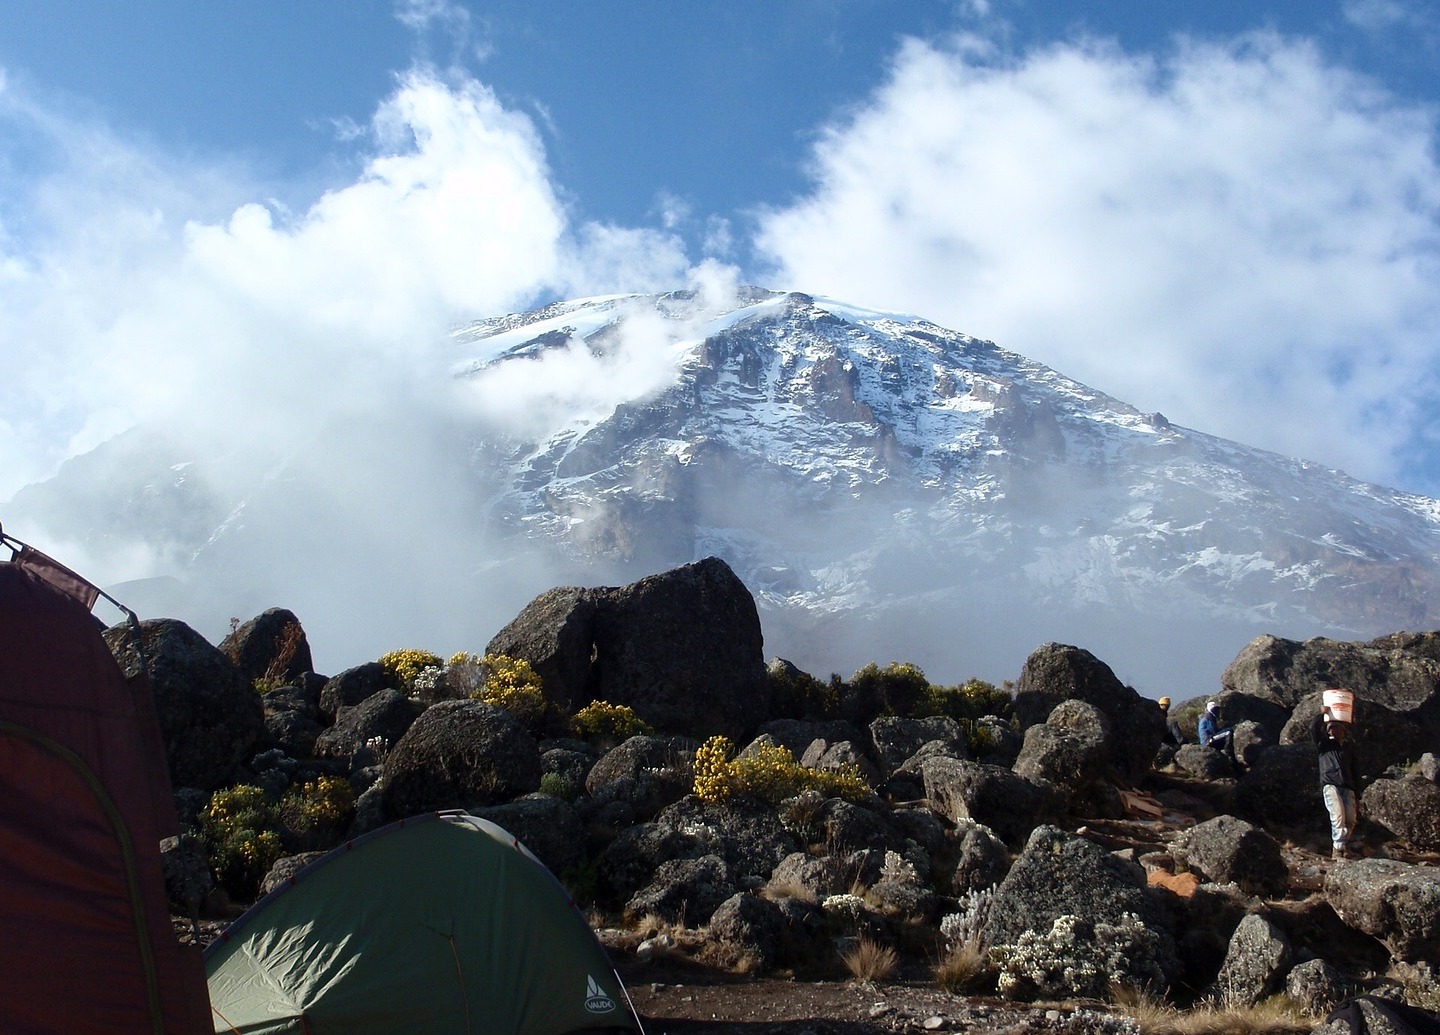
left=379, top=700, right=541, bottom=817
left=313, top=688, right=422, bottom=765
left=105, top=617, right=265, bottom=791
left=318, top=662, right=389, bottom=719
left=259, top=851, right=325, bottom=897
left=1178, top=815, right=1289, bottom=899
left=869, top=715, right=967, bottom=775
left=767, top=852, right=848, bottom=899
left=1324, top=858, right=1440, bottom=962
left=1173, top=743, right=1235, bottom=781
left=264, top=709, right=324, bottom=760
left=1285, top=958, right=1352, bottom=1016
left=1012, top=699, right=1112, bottom=808
left=1010, top=643, right=1163, bottom=781
left=983, top=825, right=1180, bottom=992
left=1214, top=913, right=1291, bottom=1006
left=920, top=757, right=1061, bottom=847
left=584, top=734, right=699, bottom=795
left=625, top=853, right=735, bottom=925
left=709, top=892, right=786, bottom=970
left=1362, top=776, right=1440, bottom=851
left=1420, top=752, right=1439, bottom=783
left=950, top=820, right=1010, bottom=896
left=1223, top=632, right=1440, bottom=714
left=218, top=608, right=314, bottom=690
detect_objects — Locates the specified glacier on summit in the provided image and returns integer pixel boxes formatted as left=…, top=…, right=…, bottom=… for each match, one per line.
left=8, top=287, right=1439, bottom=698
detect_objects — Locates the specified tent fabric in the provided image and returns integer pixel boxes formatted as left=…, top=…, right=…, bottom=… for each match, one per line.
left=204, top=811, right=645, bottom=1035
left=0, top=561, right=212, bottom=1035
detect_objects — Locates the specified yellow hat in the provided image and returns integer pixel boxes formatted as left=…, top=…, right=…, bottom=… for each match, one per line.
left=1158, top=696, right=1171, bottom=709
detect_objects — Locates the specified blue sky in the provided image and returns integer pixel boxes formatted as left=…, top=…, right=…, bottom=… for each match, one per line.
left=3, top=0, right=1440, bottom=510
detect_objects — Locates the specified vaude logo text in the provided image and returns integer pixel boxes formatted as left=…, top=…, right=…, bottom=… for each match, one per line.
left=585, top=975, right=616, bottom=1014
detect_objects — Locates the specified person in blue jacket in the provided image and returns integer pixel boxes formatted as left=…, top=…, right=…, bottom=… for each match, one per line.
left=1197, top=700, right=1235, bottom=762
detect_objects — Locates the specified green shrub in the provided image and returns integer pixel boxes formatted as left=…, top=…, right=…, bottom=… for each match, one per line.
left=770, top=665, right=841, bottom=719
left=919, top=678, right=1012, bottom=722
left=199, top=784, right=284, bottom=900
left=849, top=661, right=931, bottom=719
left=570, top=700, right=653, bottom=742
left=279, top=775, right=355, bottom=852
left=539, top=771, right=580, bottom=801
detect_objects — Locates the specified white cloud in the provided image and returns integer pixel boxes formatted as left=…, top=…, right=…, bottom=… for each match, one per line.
left=755, top=31, right=1440, bottom=495
left=0, top=68, right=693, bottom=503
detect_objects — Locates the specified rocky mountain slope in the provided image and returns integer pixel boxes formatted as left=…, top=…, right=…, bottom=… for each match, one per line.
left=446, top=287, right=1440, bottom=694
left=9, top=287, right=1440, bottom=697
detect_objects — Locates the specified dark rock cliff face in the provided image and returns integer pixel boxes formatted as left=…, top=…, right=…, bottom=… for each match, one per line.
left=105, top=617, right=265, bottom=791
left=488, top=556, right=769, bottom=741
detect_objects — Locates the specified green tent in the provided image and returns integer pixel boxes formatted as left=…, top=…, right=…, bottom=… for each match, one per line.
left=204, top=811, right=645, bottom=1034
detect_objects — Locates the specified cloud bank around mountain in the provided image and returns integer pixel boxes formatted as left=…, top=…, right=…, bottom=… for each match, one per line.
left=755, top=29, right=1440, bottom=497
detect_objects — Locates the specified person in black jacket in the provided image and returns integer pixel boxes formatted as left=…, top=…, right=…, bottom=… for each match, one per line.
left=1312, top=707, right=1361, bottom=859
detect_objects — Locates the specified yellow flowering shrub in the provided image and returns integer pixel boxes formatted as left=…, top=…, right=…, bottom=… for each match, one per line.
left=280, top=776, right=355, bottom=852
left=472, top=653, right=546, bottom=728
left=692, top=735, right=872, bottom=805
left=380, top=648, right=444, bottom=690
left=199, top=784, right=284, bottom=899
left=570, top=700, right=654, bottom=742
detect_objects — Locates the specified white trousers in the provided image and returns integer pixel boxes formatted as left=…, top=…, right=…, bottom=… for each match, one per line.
left=1322, top=783, right=1357, bottom=852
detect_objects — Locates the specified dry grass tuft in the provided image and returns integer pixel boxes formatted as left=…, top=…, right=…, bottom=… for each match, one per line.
left=762, top=877, right=818, bottom=905
left=933, top=938, right=991, bottom=994
left=842, top=937, right=899, bottom=983
left=1110, top=986, right=1316, bottom=1035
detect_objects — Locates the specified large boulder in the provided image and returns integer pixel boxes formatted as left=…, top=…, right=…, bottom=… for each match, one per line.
left=484, top=586, right=599, bottom=713
left=318, top=662, right=389, bottom=719
left=1213, top=913, right=1291, bottom=1007
left=1012, top=699, right=1112, bottom=811
left=584, top=734, right=698, bottom=795
left=488, top=558, right=769, bottom=741
left=708, top=892, right=787, bottom=971
left=218, top=608, right=314, bottom=689
left=1280, top=692, right=1434, bottom=782
left=313, top=688, right=423, bottom=764
left=625, top=853, right=735, bottom=925
left=982, top=825, right=1180, bottom=992
left=1324, top=858, right=1440, bottom=962
left=1362, top=777, right=1440, bottom=852
left=1177, top=815, right=1289, bottom=899
left=1223, top=632, right=1440, bottom=727
left=379, top=700, right=542, bottom=817
left=1234, top=744, right=1323, bottom=831
left=105, top=618, right=265, bottom=790
left=1010, top=643, right=1163, bottom=781
left=920, top=757, right=1061, bottom=847
left=588, top=557, right=770, bottom=741
left=869, top=715, right=968, bottom=775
